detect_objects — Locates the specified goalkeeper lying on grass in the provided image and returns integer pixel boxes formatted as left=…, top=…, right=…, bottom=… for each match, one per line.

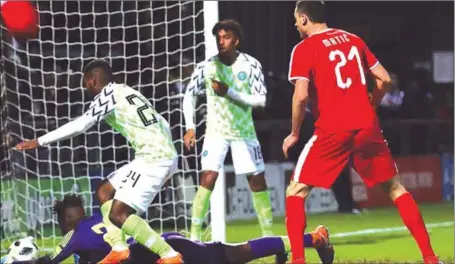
left=34, top=195, right=334, bottom=264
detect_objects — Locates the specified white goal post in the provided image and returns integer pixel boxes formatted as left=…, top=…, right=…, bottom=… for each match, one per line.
left=202, top=1, right=226, bottom=243
left=0, top=0, right=225, bottom=252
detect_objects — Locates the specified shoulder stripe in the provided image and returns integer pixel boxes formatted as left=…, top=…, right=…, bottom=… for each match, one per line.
left=59, top=230, right=75, bottom=248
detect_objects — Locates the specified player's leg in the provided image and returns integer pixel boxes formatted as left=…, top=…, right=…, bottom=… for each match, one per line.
left=223, top=236, right=292, bottom=264
left=190, top=137, right=229, bottom=240
left=106, top=158, right=183, bottom=264
left=231, top=139, right=273, bottom=236
left=248, top=172, right=274, bottom=236
left=96, top=173, right=130, bottom=259
left=285, top=181, right=312, bottom=264
left=190, top=170, right=217, bottom=240
left=287, top=133, right=351, bottom=263
left=97, top=178, right=115, bottom=205
left=352, top=127, right=438, bottom=263
left=310, top=225, right=335, bottom=264
left=381, top=178, right=438, bottom=263
left=223, top=228, right=333, bottom=264
left=164, top=236, right=229, bottom=264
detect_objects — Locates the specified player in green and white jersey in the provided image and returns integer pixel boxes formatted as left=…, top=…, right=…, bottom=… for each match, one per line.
left=183, top=19, right=274, bottom=240
left=15, top=60, right=184, bottom=264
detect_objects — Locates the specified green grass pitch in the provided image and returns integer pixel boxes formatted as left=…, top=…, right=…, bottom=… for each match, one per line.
left=2, top=202, right=453, bottom=263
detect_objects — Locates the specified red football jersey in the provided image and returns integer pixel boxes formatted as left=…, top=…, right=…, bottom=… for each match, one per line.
left=288, top=28, right=379, bottom=130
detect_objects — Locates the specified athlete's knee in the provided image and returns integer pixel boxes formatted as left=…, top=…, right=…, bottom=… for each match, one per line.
left=109, top=200, right=135, bottom=228
left=286, top=181, right=311, bottom=198
left=200, top=170, right=219, bottom=190
left=247, top=172, right=267, bottom=192
left=108, top=211, right=127, bottom=229
left=97, top=179, right=115, bottom=205
left=380, top=175, right=408, bottom=201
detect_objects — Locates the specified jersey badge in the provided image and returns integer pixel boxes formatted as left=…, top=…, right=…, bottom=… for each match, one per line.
left=237, top=71, right=247, bottom=81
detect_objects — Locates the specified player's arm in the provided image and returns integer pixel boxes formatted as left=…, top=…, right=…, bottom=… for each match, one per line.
left=362, top=42, right=393, bottom=108
left=36, top=230, right=79, bottom=264
left=36, top=113, right=96, bottom=147
left=39, top=87, right=116, bottom=146
left=282, top=42, right=312, bottom=158
left=290, top=79, right=309, bottom=136
left=15, top=87, right=116, bottom=151
left=183, top=63, right=205, bottom=131
left=224, top=60, right=267, bottom=108
left=369, top=64, right=392, bottom=108
left=288, top=42, right=311, bottom=136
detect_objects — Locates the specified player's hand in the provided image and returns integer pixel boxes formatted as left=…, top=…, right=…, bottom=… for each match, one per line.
left=184, top=129, right=196, bottom=151
left=282, top=134, right=299, bottom=159
left=14, top=139, right=40, bottom=150
left=211, top=79, right=228, bottom=97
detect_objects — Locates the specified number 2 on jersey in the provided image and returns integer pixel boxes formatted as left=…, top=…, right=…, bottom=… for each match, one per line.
left=126, top=94, right=157, bottom=126
left=329, top=46, right=366, bottom=89
left=91, top=223, right=114, bottom=245
left=91, top=223, right=107, bottom=235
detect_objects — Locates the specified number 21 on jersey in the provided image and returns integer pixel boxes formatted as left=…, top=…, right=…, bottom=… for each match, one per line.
left=329, top=46, right=366, bottom=89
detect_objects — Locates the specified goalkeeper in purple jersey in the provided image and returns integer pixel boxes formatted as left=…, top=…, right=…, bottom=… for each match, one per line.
left=34, top=195, right=334, bottom=264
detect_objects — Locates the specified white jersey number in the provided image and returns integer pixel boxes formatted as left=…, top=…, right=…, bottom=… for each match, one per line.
left=329, top=46, right=366, bottom=89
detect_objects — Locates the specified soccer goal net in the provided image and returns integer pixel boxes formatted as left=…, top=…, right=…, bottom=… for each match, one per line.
left=1, top=1, right=219, bottom=252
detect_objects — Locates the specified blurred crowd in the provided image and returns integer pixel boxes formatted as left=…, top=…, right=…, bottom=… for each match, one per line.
left=377, top=70, right=453, bottom=120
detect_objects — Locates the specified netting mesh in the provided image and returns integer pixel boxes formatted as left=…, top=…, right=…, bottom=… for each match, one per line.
left=1, top=1, right=207, bottom=251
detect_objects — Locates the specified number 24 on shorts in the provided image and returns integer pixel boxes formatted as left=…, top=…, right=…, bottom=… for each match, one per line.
left=121, top=170, right=142, bottom=188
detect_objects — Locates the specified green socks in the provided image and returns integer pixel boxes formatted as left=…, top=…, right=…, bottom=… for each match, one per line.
left=100, top=200, right=128, bottom=250
left=280, top=236, right=292, bottom=252
left=190, top=186, right=212, bottom=240
left=252, top=190, right=274, bottom=236
left=121, top=214, right=177, bottom=257
left=190, top=187, right=273, bottom=239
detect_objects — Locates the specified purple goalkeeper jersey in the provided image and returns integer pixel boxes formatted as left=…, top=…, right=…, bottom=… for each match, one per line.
left=49, top=215, right=226, bottom=264
left=49, top=215, right=117, bottom=263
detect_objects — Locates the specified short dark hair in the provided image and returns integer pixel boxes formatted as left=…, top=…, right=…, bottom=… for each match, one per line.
left=295, top=1, right=327, bottom=23
left=53, top=194, right=84, bottom=218
left=83, top=59, right=113, bottom=80
left=212, top=19, right=243, bottom=43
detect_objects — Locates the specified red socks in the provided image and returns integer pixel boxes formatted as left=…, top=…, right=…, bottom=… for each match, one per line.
left=286, top=196, right=306, bottom=262
left=286, top=192, right=435, bottom=262
left=394, top=192, right=436, bottom=258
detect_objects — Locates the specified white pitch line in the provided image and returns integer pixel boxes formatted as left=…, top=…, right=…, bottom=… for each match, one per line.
left=330, top=221, right=454, bottom=238
left=14, top=221, right=455, bottom=253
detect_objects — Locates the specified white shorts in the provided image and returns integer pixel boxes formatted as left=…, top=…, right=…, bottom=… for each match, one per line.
left=107, top=158, right=178, bottom=214
left=201, top=137, right=265, bottom=175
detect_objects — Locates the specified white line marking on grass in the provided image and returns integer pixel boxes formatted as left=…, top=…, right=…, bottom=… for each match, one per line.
left=331, top=221, right=454, bottom=238
left=34, top=221, right=455, bottom=253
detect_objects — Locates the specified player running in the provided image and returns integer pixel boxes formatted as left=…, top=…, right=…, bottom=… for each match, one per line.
left=282, top=2, right=440, bottom=264
left=33, top=194, right=334, bottom=264
left=14, top=60, right=183, bottom=264
left=183, top=19, right=274, bottom=240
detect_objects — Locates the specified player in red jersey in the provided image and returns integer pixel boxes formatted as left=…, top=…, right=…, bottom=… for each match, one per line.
left=282, top=2, right=440, bottom=264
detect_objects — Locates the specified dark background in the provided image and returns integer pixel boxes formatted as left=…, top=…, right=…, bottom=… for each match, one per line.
left=1, top=1, right=453, bottom=178
left=219, top=1, right=454, bottom=118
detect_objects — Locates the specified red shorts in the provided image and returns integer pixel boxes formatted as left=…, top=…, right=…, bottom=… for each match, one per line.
left=292, top=126, right=398, bottom=189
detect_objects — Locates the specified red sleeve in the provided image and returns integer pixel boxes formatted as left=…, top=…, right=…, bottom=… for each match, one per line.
left=362, top=41, right=379, bottom=70
left=288, top=41, right=313, bottom=84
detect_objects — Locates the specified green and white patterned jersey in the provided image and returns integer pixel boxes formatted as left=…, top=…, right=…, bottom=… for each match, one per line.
left=186, top=52, right=267, bottom=140
left=86, top=83, right=177, bottom=162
